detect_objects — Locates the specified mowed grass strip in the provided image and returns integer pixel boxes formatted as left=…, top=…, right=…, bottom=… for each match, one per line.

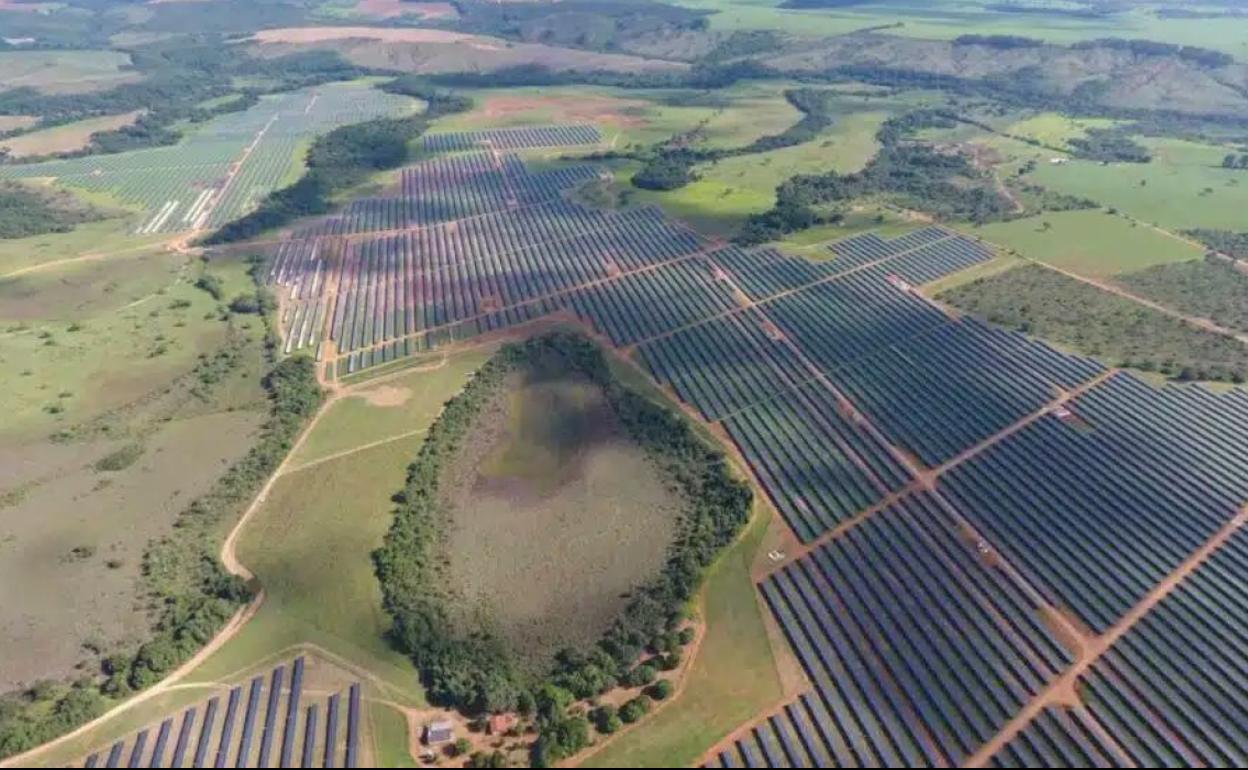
left=966, top=209, right=1201, bottom=278
left=580, top=506, right=782, bottom=768
left=288, top=346, right=497, bottom=467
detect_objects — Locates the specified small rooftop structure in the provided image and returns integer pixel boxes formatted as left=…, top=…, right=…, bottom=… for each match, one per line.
left=488, top=714, right=517, bottom=735
left=423, top=720, right=455, bottom=746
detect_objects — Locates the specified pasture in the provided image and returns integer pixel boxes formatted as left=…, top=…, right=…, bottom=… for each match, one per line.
left=1027, top=137, right=1248, bottom=231
left=442, top=363, right=683, bottom=672
left=681, top=0, right=1248, bottom=55
left=0, top=111, right=143, bottom=158
left=965, top=209, right=1203, bottom=278
left=0, top=50, right=141, bottom=95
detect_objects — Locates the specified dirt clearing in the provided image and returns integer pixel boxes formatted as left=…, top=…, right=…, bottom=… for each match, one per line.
left=357, top=384, right=412, bottom=407
left=481, top=94, right=649, bottom=128
left=252, top=26, right=479, bottom=45
left=0, top=111, right=143, bottom=158
left=442, top=365, right=682, bottom=674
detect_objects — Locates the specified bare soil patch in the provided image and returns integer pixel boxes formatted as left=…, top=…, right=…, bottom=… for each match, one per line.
left=0, top=111, right=143, bottom=158
left=356, top=384, right=412, bottom=408
left=252, top=26, right=478, bottom=45
left=0, top=116, right=37, bottom=132
left=481, top=94, right=649, bottom=128
left=441, top=367, right=682, bottom=674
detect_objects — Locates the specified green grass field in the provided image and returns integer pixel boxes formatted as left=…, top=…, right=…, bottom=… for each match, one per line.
left=581, top=505, right=783, bottom=767
left=0, top=50, right=141, bottom=94
left=681, top=0, right=1248, bottom=56
left=1027, top=138, right=1248, bottom=231
left=964, top=209, right=1203, bottom=278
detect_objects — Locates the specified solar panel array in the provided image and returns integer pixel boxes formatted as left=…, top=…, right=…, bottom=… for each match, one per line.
left=79, top=658, right=362, bottom=769
left=422, top=123, right=602, bottom=152
left=259, top=148, right=1248, bottom=768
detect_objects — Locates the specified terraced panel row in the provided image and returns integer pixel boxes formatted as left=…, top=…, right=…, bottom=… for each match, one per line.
left=758, top=491, right=1073, bottom=766
left=943, top=372, right=1248, bottom=631
left=832, top=316, right=1105, bottom=466
left=1076, top=525, right=1248, bottom=765
left=423, top=123, right=602, bottom=152
left=78, top=658, right=361, bottom=769
left=722, top=382, right=912, bottom=541
left=638, top=308, right=812, bottom=421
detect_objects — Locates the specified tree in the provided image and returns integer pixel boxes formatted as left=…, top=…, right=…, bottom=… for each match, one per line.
left=647, top=679, right=674, bottom=701
left=592, top=705, right=622, bottom=735
left=618, top=696, right=651, bottom=724
left=452, top=738, right=472, bottom=757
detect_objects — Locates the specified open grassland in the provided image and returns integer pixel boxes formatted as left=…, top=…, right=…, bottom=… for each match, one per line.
left=0, top=50, right=141, bottom=95
left=1027, top=138, right=1248, bottom=231
left=0, top=116, right=37, bottom=133
left=229, top=437, right=430, bottom=702
left=0, top=410, right=261, bottom=692
left=0, top=217, right=164, bottom=279
left=0, top=250, right=240, bottom=439
left=1000, top=112, right=1120, bottom=151
left=0, top=112, right=144, bottom=159
left=580, top=507, right=783, bottom=767
left=632, top=110, right=891, bottom=236
left=444, top=365, right=682, bottom=672
left=965, top=209, right=1202, bottom=278
left=288, top=348, right=496, bottom=467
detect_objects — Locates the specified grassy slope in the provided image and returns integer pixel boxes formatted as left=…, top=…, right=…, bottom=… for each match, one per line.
left=290, top=348, right=496, bottom=466
left=679, top=0, right=1248, bottom=55
left=964, top=209, right=1202, bottom=278
left=0, top=50, right=140, bottom=94
left=580, top=504, right=782, bottom=768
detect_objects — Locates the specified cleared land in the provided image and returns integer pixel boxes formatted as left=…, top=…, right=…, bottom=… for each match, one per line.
left=966, top=209, right=1202, bottom=278
left=250, top=27, right=685, bottom=75
left=0, top=112, right=143, bottom=158
left=443, top=365, right=682, bottom=672
left=0, top=116, right=37, bottom=132
left=0, top=50, right=141, bottom=95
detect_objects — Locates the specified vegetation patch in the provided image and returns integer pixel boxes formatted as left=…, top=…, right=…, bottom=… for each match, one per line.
left=0, top=182, right=105, bottom=240
left=941, top=263, right=1248, bottom=382
left=1118, top=257, right=1248, bottom=336
left=373, top=333, right=751, bottom=747
left=1185, top=229, right=1248, bottom=261
left=92, top=443, right=144, bottom=473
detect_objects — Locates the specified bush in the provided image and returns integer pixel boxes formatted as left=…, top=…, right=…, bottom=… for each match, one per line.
left=618, top=696, right=650, bottom=724
left=94, top=444, right=144, bottom=472
left=591, top=705, right=622, bottom=735
left=625, top=664, right=657, bottom=688
left=647, top=679, right=674, bottom=701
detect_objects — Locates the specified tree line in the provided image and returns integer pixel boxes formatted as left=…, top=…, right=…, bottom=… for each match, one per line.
left=373, top=333, right=751, bottom=764
left=202, top=80, right=471, bottom=244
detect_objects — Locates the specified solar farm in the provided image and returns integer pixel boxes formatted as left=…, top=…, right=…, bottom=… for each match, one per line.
left=252, top=124, right=1248, bottom=768
left=75, top=658, right=362, bottom=769
left=0, top=83, right=415, bottom=235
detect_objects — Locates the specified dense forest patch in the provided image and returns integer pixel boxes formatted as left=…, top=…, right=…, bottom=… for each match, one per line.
left=941, top=263, right=1248, bottom=382
left=0, top=182, right=105, bottom=240
left=1118, top=256, right=1248, bottom=336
